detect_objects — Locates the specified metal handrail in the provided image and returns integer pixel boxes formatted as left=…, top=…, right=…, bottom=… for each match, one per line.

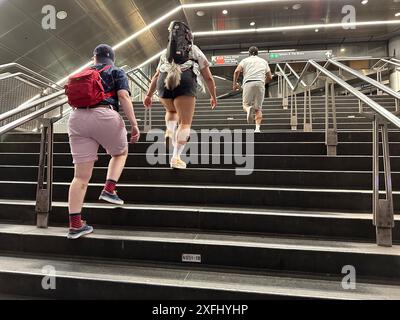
left=0, top=63, right=62, bottom=90
left=0, top=97, right=68, bottom=136
left=283, top=63, right=307, bottom=88
left=0, top=72, right=60, bottom=90
left=275, top=64, right=295, bottom=91
left=372, top=58, right=400, bottom=71
left=127, top=73, right=149, bottom=93
left=292, top=60, right=400, bottom=128
left=283, top=59, right=399, bottom=246
left=131, top=68, right=152, bottom=83
left=328, top=59, right=400, bottom=110
left=0, top=90, right=65, bottom=122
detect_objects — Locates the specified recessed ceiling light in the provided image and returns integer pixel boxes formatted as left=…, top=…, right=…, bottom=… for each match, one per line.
left=56, top=11, right=68, bottom=20
left=361, top=0, right=368, bottom=5
left=315, top=28, right=319, bottom=32
left=396, top=12, right=400, bottom=17
left=250, top=21, right=256, bottom=26
left=341, top=48, right=346, bottom=52
left=196, top=11, right=205, bottom=17
left=292, top=4, right=302, bottom=10
left=222, top=9, right=228, bottom=15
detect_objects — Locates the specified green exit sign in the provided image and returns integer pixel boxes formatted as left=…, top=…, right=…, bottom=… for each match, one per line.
left=269, top=53, right=281, bottom=59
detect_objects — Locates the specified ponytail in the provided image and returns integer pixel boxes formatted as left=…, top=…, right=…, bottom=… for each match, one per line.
left=164, top=61, right=182, bottom=90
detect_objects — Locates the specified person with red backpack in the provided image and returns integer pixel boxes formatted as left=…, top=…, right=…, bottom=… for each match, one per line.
left=64, top=44, right=140, bottom=239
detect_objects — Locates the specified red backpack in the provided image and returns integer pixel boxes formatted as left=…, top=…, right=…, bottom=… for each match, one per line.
left=64, top=65, right=115, bottom=108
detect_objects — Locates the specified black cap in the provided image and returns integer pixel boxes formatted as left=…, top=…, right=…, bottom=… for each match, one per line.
left=93, top=44, right=115, bottom=63
left=249, top=46, right=259, bottom=56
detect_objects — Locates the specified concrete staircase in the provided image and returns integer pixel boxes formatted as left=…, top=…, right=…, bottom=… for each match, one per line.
left=0, top=96, right=400, bottom=299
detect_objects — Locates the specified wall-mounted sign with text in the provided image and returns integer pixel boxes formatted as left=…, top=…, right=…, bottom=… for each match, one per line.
left=211, top=50, right=333, bottom=67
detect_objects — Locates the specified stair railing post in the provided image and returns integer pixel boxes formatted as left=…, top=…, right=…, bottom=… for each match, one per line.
left=303, top=87, right=313, bottom=132
left=325, top=80, right=338, bottom=156
left=377, top=70, right=383, bottom=96
left=35, top=118, right=55, bottom=228
left=290, top=91, right=298, bottom=131
left=282, top=82, right=289, bottom=110
left=144, top=107, right=152, bottom=133
left=373, top=115, right=394, bottom=247
left=277, top=75, right=282, bottom=98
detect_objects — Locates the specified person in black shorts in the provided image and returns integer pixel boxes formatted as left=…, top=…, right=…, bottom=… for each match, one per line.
left=144, top=22, right=217, bottom=169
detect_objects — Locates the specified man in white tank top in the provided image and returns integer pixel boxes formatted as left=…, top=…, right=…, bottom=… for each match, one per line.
left=233, top=47, right=273, bottom=133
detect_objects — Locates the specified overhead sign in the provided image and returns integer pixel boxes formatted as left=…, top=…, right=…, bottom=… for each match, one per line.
left=267, top=50, right=333, bottom=62
left=211, top=50, right=333, bottom=66
left=211, top=55, right=245, bottom=66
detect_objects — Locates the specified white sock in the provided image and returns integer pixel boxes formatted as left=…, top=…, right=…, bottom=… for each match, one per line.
left=173, top=143, right=186, bottom=159
left=256, top=124, right=261, bottom=131
left=173, top=127, right=190, bottom=159
left=166, top=121, right=178, bottom=146
left=166, top=121, right=178, bottom=133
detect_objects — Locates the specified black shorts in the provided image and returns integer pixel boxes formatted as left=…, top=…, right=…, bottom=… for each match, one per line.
left=157, top=69, right=197, bottom=99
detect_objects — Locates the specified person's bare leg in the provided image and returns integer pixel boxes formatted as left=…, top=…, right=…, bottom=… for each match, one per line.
left=171, top=96, right=196, bottom=168
left=255, top=110, right=263, bottom=132
left=69, top=161, right=95, bottom=214
left=106, top=149, right=128, bottom=182
left=160, top=98, right=178, bottom=147
left=99, top=148, right=129, bottom=205
left=68, top=161, right=95, bottom=231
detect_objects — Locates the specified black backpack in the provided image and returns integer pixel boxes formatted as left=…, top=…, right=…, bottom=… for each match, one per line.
left=166, top=21, right=193, bottom=65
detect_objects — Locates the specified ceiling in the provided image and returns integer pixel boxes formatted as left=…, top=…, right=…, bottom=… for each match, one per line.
left=1, top=0, right=400, bottom=83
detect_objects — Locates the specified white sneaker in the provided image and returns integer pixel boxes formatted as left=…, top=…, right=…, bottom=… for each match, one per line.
left=247, top=106, right=255, bottom=124
left=255, top=128, right=261, bottom=133
left=170, top=157, right=187, bottom=169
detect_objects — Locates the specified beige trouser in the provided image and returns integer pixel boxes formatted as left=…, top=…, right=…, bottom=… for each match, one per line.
left=242, top=81, right=265, bottom=111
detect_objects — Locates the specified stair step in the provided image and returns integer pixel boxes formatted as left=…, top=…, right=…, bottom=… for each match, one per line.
left=1, top=141, right=399, bottom=156
left=1, top=224, right=400, bottom=282
left=1, top=254, right=399, bottom=299
left=0, top=200, right=399, bottom=242
left=0, top=165, right=399, bottom=190
left=1, top=153, right=399, bottom=170
left=0, top=180, right=398, bottom=211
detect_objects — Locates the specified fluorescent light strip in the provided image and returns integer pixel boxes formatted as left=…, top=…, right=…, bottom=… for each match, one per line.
left=134, top=49, right=166, bottom=70
left=194, top=20, right=400, bottom=36
left=182, top=0, right=324, bottom=9
left=57, top=61, right=92, bottom=85
left=113, top=6, right=182, bottom=51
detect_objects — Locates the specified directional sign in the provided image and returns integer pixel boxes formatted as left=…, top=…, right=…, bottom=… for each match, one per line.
left=266, top=50, right=333, bottom=62
left=211, top=50, right=333, bottom=67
